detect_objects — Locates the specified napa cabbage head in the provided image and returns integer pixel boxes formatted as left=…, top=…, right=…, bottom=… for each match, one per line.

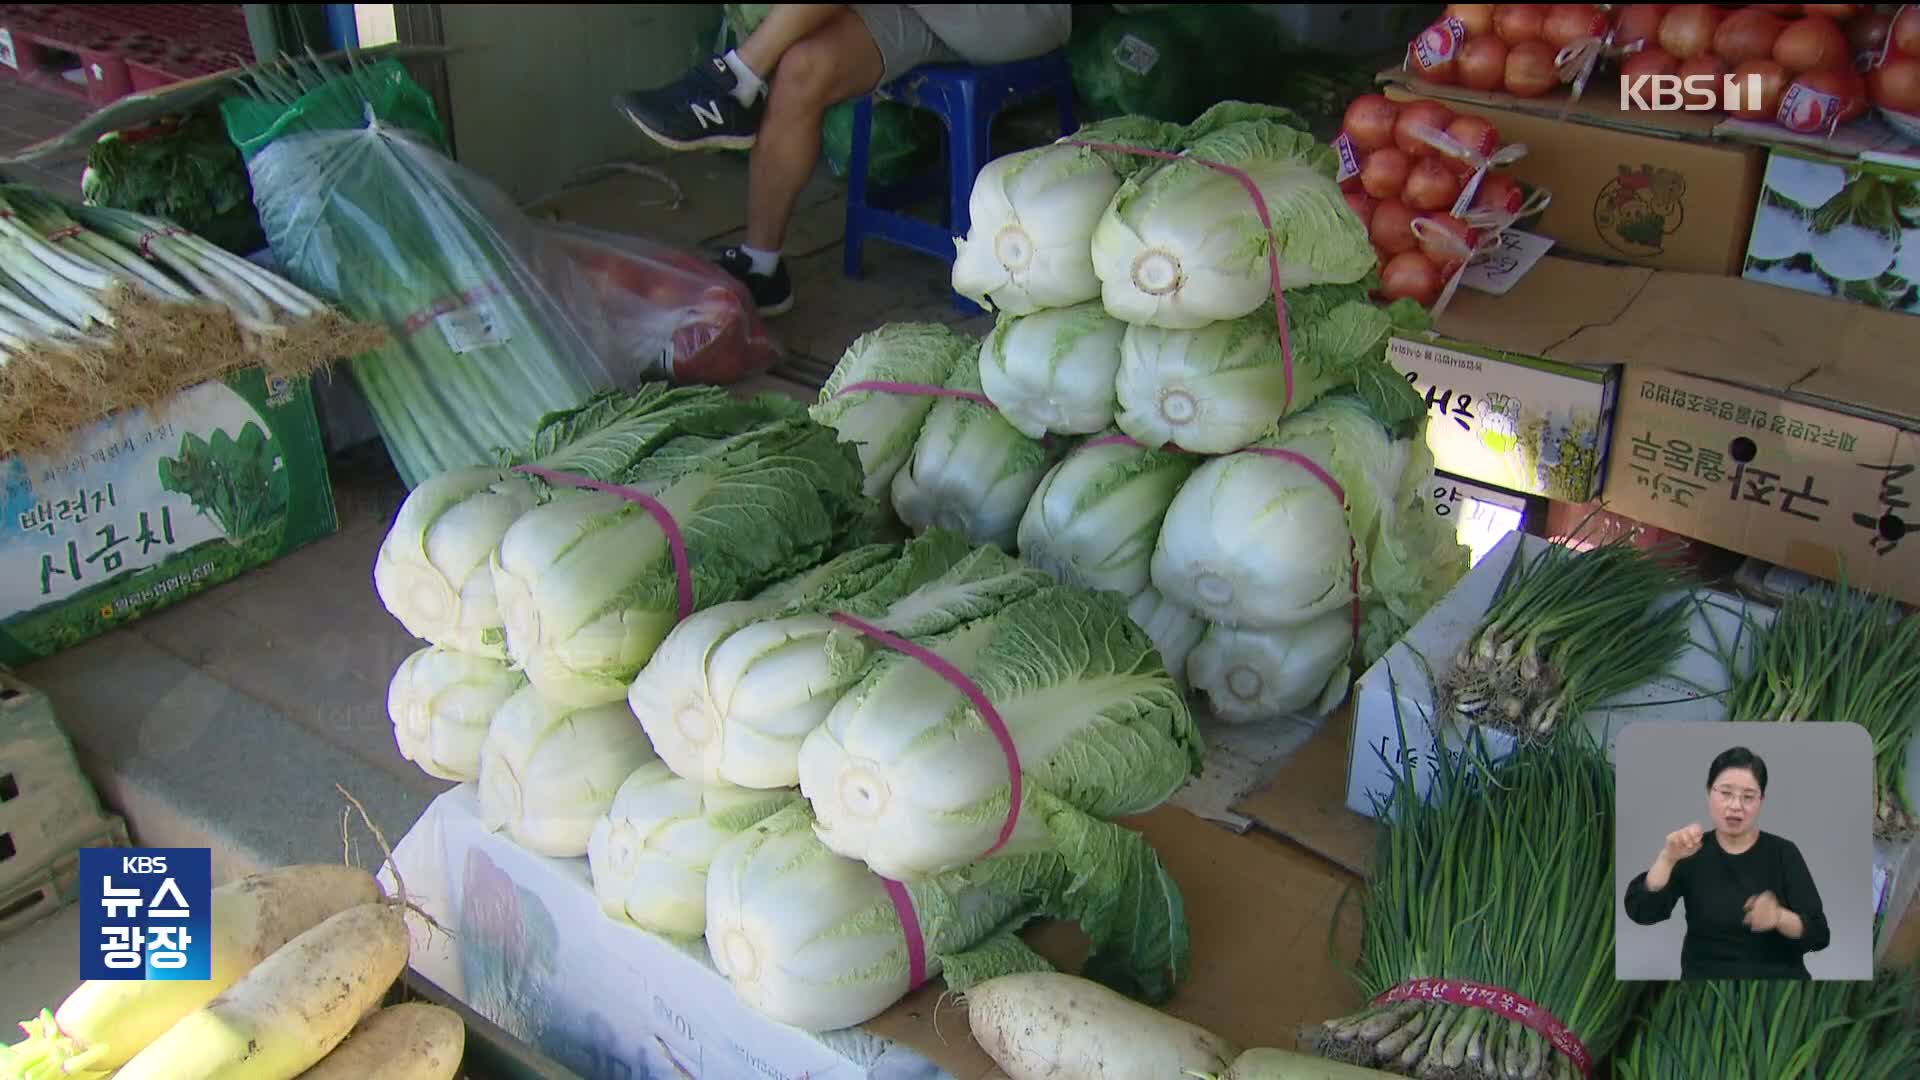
left=372, top=385, right=760, bottom=655
left=977, top=300, right=1127, bottom=439
left=952, top=116, right=1185, bottom=315
left=478, top=685, right=656, bottom=857
left=1017, top=437, right=1198, bottom=597
left=810, top=323, right=977, bottom=498
left=387, top=644, right=527, bottom=781
left=797, top=584, right=1202, bottom=880
left=1092, top=105, right=1375, bottom=329
left=1127, top=586, right=1207, bottom=690
left=586, top=761, right=799, bottom=938
left=1187, top=610, right=1354, bottom=724
left=705, top=793, right=1189, bottom=1031
left=891, top=359, right=1056, bottom=551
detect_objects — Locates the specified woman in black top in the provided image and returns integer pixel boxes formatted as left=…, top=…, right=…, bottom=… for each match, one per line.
left=1623, top=746, right=1832, bottom=979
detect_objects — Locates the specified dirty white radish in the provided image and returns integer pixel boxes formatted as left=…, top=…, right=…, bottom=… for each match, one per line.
left=112, top=900, right=410, bottom=1080
left=966, top=972, right=1235, bottom=1080
left=1192, top=1047, right=1406, bottom=1079
left=0, top=864, right=380, bottom=1075
left=299, top=1001, right=465, bottom=1080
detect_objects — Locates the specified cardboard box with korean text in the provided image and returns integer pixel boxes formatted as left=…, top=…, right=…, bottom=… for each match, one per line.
left=0, top=370, right=338, bottom=665
left=1569, top=274, right=1920, bottom=607
left=1387, top=256, right=1638, bottom=501
left=1383, top=76, right=1766, bottom=275
left=1426, top=471, right=1533, bottom=568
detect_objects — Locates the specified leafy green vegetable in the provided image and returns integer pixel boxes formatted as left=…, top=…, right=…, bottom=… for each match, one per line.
left=810, top=323, right=977, bottom=498
left=82, top=111, right=264, bottom=254
left=157, top=422, right=288, bottom=541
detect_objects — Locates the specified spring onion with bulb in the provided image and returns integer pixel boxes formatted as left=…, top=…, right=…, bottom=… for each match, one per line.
left=1313, top=736, right=1636, bottom=1079
left=1436, top=535, right=1694, bottom=741
left=1724, top=580, right=1920, bottom=842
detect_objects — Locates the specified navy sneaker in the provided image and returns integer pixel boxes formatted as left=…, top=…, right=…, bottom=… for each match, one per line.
left=715, top=246, right=794, bottom=317
left=615, top=57, right=763, bottom=152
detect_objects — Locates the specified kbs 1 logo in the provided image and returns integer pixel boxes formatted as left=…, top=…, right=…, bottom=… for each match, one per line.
left=1619, top=71, right=1766, bottom=113
left=79, top=848, right=212, bottom=981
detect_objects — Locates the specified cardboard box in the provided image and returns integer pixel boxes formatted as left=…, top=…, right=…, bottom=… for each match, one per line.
left=1565, top=271, right=1920, bottom=607
left=386, top=784, right=1368, bottom=1080
left=1384, top=77, right=1766, bottom=274
left=1343, top=531, right=1753, bottom=821
left=0, top=371, right=337, bottom=665
left=1388, top=256, right=1634, bottom=501
left=1743, top=148, right=1920, bottom=318
left=1426, top=471, right=1532, bottom=568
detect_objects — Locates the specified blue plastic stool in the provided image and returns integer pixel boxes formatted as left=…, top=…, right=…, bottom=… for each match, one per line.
left=842, top=50, right=1076, bottom=315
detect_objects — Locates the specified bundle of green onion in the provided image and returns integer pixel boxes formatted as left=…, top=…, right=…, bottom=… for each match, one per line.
left=1313, top=737, right=1639, bottom=1079
left=0, top=185, right=380, bottom=455
left=1612, top=974, right=1920, bottom=1079
left=1437, top=536, right=1695, bottom=741
left=1725, top=581, right=1920, bottom=842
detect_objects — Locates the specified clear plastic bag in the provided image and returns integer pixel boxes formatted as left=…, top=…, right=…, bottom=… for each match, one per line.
left=530, top=222, right=782, bottom=386
left=224, top=60, right=653, bottom=489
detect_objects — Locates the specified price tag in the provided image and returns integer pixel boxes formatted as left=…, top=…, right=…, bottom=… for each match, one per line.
left=438, top=303, right=511, bottom=354
left=1461, top=230, right=1555, bottom=296
left=1112, top=34, right=1160, bottom=77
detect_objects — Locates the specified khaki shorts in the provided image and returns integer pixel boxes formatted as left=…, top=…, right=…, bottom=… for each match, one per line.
left=852, top=4, right=1072, bottom=84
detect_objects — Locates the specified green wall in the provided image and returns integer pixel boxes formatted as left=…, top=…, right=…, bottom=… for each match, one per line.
left=438, top=4, right=723, bottom=203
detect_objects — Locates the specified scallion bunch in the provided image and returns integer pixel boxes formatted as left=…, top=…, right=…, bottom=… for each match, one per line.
left=1725, top=581, right=1920, bottom=842
left=1313, top=736, right=1640, bottom=1079
left=1437, top=535, right=1695, bottom=741
left=1612, top=974, right=1920, bottom=1080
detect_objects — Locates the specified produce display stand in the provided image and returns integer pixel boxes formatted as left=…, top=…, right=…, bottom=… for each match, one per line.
left=383, top=784, right=1367, bottom=1080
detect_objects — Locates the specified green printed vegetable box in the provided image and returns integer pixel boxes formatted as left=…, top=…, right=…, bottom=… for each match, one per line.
left=0, top=371, right=336, bottom=665
left=1743, top=149, right=1920, bottom=317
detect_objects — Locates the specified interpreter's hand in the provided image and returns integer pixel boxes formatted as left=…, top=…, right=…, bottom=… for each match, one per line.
left=1744, top=891, right=1783, bottom=933
left=1660, top=824, right=1705, bottom=864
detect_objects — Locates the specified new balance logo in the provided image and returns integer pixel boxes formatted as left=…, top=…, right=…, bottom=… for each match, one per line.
left=692, top=99, right=727, bottom=130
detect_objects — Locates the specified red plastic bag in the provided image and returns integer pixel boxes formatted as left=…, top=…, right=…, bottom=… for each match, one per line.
left=534, top=222, right=782, bottom=385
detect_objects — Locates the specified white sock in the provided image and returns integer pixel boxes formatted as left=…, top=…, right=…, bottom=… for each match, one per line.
left=721, top=50, right=765, bottom=106
left=740, top=244, right=781, bottom=275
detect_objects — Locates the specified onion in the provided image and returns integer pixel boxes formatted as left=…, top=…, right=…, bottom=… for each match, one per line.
left=1799, top=4, right=1859, bottom=18
left=1774, top=14, right=1850, bottom=73
left=1678, top=53, right=1729, bottom=107
left=1416, top=212, right=1477, bottom=270
left=1362, top=147, right=1413, bottom=199
left=1411, top=42, right=1461, bottom=84
left=1446, top=4, right=1497, bottom=37
left=1613, top=5, right=1671, bottom=49
left=1371, top=199, right=1420, bottom=255
left=1868, top=56, right=1920, bottom=113
left=1728, top=58, right=1790, bottom=119
left=1621, top=47, right=1681, bottom=81
left=1505, top=40, right=1562, bottom=97
left=1459, top=35, right=1510, bottom=90
left=1473, top=173, right=1525, bottom=217
left=1380, top=251, right=1445, bottom=307
left=1896, top=7, right=1920, bottom=59
left=1345, top=190, right=1380, bottom=227
left=1405, top=157, right=1466, bottom=212
left=1394, top=101, right=1457, bottom=156
left=1847, top=11, right=1892, bottom=60
left=1778, top=67, right=1868, bottom=131
left=1495, top=4, right=1548, bottom=45
left=1712, top=9, right=1786, bottom=66
left=1445, top=114, right=1501, bottom=161
left=1343, top=94, right=1400, bottom=153
left=1543, top=4, right=1607, bottom=50
left=1659, top=4, right=1722, bottom=61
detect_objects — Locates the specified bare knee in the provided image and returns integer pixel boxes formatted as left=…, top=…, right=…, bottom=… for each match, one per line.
left=770, top=37, right=845, bottom=111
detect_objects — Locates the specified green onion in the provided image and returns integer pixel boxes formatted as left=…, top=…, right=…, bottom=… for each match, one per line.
left=1724, top=580, right=1920, bottom=844
left=1613, top=974, right=1920, bottom=1080
left=1313, top=731, right=1640, bottom=1079
left=1437, top=533, right=1696, bottom=742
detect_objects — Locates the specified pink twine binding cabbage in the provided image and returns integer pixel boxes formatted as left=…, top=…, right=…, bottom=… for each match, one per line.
left=510, top=464, right=695, bottom=621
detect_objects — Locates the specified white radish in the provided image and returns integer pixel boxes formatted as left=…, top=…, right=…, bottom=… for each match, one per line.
left=2, top=865, right=380, bottom=1074
left=299, top=1002, right=464, bottom=1080
left=1201, top=1047, right=1406, bottom=1079
left=966, top=972, right=1235, bottom=1080
left=114, top=901, right=410, bottom=1080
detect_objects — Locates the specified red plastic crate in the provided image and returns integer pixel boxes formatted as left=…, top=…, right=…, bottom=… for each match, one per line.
left=0, top=5, right=251, bottom=106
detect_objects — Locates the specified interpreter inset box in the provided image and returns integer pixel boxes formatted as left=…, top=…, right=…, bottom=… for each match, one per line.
left=1615, top=722, right=1873, bottom=982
